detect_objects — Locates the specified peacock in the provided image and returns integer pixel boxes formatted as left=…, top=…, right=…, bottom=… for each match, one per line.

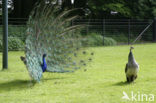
left=41, top=54, right=47, bottom=72
left=21, top=1, right=93, bottom=82
left=125, top=46, right=139, bottom=82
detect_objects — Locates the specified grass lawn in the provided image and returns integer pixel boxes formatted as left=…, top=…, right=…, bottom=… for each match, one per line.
left=0, top=43, right=156, bottom=103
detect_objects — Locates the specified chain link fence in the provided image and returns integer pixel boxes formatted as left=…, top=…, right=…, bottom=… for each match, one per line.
left=73, top=19, right=155, bottom=45
left=0, top=18, right=27, bottom=51
left=0, top=18, right=155, bottom=51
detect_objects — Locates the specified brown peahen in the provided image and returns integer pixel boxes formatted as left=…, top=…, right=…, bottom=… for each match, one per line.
left=125, top=47, right=139, bottom=82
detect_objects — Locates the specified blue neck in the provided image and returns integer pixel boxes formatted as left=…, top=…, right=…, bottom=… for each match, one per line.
left=42, top=56, right=47, bottom=72
left=43, top=57, right=46, bottom=64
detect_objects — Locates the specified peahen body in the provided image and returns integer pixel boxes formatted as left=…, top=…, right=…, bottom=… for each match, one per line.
left=125, top=47, right=139, bottom=82
left=21, top=1, right=93, bottom=82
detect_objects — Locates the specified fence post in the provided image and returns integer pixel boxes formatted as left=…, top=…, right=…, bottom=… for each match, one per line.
left=86, top=20, right=89, bottom=35
left=2, top=0, right=8, bottom=69
left=153, top=17, right=156, bottom=42
left=128, top=19, right=130, bottom=45
left=103, top=19, right=105, bottom=46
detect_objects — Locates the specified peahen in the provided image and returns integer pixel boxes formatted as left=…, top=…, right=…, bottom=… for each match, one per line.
left=125, top=47, right=139, bottom=82
left=21, top=1, right=93, bottom=82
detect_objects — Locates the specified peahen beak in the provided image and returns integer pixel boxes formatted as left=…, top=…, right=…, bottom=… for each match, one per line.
left=130, top=46, right=134, bottom=51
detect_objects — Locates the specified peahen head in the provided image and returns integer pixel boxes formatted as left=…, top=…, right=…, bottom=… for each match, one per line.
left=130, top=46, right=134, bottom=52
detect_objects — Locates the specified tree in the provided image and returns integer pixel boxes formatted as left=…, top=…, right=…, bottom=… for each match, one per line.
left=87, top=0, right=156, bottom=19
left=0, top=0, right=13, bottom=15
left=137, top=0, right=156, bottom=19
left=87, top=0, right=132, bottom=19
left=10, top=0, right=38, bottom=18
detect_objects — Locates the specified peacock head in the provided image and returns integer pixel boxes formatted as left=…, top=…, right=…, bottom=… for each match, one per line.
left=43, top=54, right=47, bottom=58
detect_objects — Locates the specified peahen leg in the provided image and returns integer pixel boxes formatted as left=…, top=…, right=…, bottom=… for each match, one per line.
left=135, top=75, right=137, bottom=80
left=126, top=76, right=130, bottom=82
left=130, top=75, right=135, bottom=82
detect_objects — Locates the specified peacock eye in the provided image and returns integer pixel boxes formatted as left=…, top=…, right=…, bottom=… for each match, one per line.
left=91, top=52, right=94, bottom=55
left=80, top=60, right=84, bottom=63
left=74, top=53, right=77, bottom=57
left=76, top=48, right=79, bottom=50
left=82, top=51, right=86, bottom=54
left=88, top=58, right=92, bottom=61
left=83, top=63, right=86, bottom=66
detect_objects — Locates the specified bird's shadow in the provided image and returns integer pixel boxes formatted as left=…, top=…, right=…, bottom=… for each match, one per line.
left=0, top=77, right=66, bottom=93
left=0, top=79, right=35, bottom=93
left=113, top=81, right=130, bottom=86
left=42, top=77, right=67, bottom=81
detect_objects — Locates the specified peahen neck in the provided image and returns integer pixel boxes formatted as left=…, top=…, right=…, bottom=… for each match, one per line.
left=128, top=49, right=135, bottom=63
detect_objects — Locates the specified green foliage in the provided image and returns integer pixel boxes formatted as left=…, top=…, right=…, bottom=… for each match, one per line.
left=8, top=37, right=24, bottom=51
left=0, top=37, right=24, bottom=51
left=8, top=25, right=27, bottom=41
left=0, top=25, right=27, bottom=42
left=88, top=0, right=156, bottom=19
left=111, top=34, right=128, bottom=43
left=104, top=37, right=117, bottom=46
left=88, top=0, right=132, bottom=18
left=82, top=33, right=117, bottom=46
left=137, top=0, right=156, bottom=18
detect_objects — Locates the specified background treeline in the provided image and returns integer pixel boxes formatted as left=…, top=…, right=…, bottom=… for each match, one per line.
left=0, top=0, right=155, bottom=19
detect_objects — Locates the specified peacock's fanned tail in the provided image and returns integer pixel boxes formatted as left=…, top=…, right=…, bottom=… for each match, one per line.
left=24, top=1, right=93, bottom=82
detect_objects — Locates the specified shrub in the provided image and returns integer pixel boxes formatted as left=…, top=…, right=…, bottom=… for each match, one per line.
left=0, top=37, right=24, bottom=51
left=111, top=34, right=128, bottom=43
left=8, top=25, right=27, bottom=41
left=82, top=33, right=117, bottom=46
left=103, top=37, right=117, bottom=46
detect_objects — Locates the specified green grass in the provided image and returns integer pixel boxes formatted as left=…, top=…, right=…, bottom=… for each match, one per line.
left=0, top=43, right=156, bottom=103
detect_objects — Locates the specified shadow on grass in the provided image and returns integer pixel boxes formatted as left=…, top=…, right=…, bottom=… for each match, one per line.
left=0, top=77, right=67, bottom=92
left=42, top=77, right=66, bottom=81
left=113, top=81, right=130, bottom=86
left=0, top=80, right=35, bottom=92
